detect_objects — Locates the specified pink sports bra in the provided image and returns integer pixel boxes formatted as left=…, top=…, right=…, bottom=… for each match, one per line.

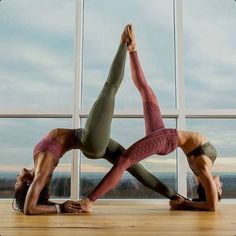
left=33, top=133, right=66, bottom=165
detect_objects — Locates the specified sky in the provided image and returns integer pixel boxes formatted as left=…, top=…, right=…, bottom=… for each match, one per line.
left=0, top=0, right=236, bottom=174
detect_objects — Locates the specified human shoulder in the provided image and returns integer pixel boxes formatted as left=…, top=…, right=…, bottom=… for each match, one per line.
left=193, top=157, right=211, bottom=176
left=34, top=152, right=56, bottom=175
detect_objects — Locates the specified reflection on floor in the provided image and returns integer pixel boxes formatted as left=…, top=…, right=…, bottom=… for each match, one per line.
left=0, top=200, right=235, bottom=236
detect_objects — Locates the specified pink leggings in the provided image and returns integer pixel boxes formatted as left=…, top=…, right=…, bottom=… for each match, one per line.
left=88, top=51, right=178, bottom=202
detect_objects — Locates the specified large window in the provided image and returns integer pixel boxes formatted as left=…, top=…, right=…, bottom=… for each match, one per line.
left=0, top=0, right=76, bottom=198
left=0, top=118, right=72, bottom=198
left=183, top=0, right=236, bottom=109
left=81, top=0, right=177, bottom=199
left=0, top=0, right=75, bottom=111
left=183, top=0, right=236, bottom=199
left=83, top=0, right=176, bottom=110
left=186, top=119, right=236, bottom=199
left=0, top=0, right=235, bottom=201
left=81, top=118, right=177, bottom=199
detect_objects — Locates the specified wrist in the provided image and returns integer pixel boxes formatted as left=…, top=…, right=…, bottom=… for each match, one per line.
left=83, top=198, right=93, bottom=205
left=55, top=204, right=61, bottom=213
left=128, top=43, right=137, bottom=52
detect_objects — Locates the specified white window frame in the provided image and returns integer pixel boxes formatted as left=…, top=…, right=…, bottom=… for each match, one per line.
left=74, top=0, right=236, bottom=200
left=1, top=0, right=236, bottom=201
left=73, top=0, right=189, bottom=198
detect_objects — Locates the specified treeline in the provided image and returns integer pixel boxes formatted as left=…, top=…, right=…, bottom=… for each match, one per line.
left=0, top=175, right=235, bottom=199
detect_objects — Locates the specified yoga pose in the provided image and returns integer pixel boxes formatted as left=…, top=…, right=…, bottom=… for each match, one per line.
left=14, top=26, right=180, bottom=215
left=79, top=25, right=223, bottom=212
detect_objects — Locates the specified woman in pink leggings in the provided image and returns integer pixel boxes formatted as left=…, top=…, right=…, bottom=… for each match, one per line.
left=80, top=25, right=223, bottom=212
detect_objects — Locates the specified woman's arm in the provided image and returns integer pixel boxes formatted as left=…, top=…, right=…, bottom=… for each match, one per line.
left=187, top=166, right=219, bottom=211
left=24, top=154, right=82, bottom=215
left=24, top=171, right=58, bottom=215
left=24, top=172, right=82, bottom=215
left=170, top=166, right=219, bottom=211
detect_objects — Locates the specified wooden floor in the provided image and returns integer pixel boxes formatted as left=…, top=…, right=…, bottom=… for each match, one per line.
left=0, top=201, right=236, bottom=236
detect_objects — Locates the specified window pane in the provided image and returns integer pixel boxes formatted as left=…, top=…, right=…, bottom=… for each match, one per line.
left=183, top=0, right=236, bottom=108
left=83, top=0, right=175, bottom=111
left=0, top=0, right=75, bottom=111
left=81, top=118, right=177, bottom=199
left=186, top=119, right=236, bottom=199
left=0, top=118, right=72, bottom=198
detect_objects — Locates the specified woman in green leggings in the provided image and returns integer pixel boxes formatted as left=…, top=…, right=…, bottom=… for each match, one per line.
left=14, top=25, right=180, bottom=215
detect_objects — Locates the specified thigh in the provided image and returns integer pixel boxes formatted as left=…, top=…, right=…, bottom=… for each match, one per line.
left=143, top=101, right=165, bottom=135
left=102, top=138, right=125, bottom=164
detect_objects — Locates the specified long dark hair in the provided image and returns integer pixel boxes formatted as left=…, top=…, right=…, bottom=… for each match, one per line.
left=192, top=183, right=222, bottom=202
left=13, top=182, right=49, bottom=212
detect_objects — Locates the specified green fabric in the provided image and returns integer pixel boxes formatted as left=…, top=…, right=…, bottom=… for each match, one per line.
left=75, top=43, right=176, bottom=199
left=81, top=43, right=127, bottom=157
left=187, top=142, right=217, bottom=176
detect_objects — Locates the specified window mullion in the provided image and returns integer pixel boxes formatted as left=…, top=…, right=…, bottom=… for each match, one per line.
left=71, top=0, right=84, bottom=201
left=174, top=0, right=188, bottom=197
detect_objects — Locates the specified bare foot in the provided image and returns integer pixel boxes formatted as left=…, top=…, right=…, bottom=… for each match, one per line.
left=77, top=198, right=93, bottom=213
left=126, top=24, right=137, bottom=52
left=121, top=25, right=131, bottom=46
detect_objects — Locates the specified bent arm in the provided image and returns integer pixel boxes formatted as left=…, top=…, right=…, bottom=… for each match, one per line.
left=172, top=167, right=219, bottom=211
left=23, top=154, right=82, bottom=215
left=24, top=173, right=82, bottom=215
left=186, top=168, right=219, bottom=211
left=23, top=172, right=57, bottom=215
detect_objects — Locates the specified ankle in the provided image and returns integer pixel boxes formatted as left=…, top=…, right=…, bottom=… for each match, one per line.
left=128, top=44, right=137, bottom=52
left=83, top=198, right=92, bottom=206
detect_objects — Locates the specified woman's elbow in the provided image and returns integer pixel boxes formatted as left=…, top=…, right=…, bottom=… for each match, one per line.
left=24, top=210, right=31, bottom=215
left=208, top=206, right=216, bottom=212
left=23, top=206, right=36, bottom=215
left=207, top=202, right=218, bottom=211
left=23, top=208, right=31, bottom=215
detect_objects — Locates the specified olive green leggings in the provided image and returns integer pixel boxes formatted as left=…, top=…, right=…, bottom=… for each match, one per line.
left=76, top=43, right=176, bottom=199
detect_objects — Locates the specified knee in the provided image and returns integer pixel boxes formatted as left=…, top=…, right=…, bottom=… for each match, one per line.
left=141, top=87, right=155, bottom=99
left=83, top=148, right=105, bottom=159
left=81, top=138, right=107, bottom=159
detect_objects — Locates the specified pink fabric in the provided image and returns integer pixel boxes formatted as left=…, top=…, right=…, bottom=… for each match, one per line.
left=130, top=52, right=165, bottom=134
left=120, top=128, right=178, bottom=163
left=33, top=133, right=65, bottom=165
left=87, top=51, right=179, bottom=202
left=88, top=128, right=178, bottom=201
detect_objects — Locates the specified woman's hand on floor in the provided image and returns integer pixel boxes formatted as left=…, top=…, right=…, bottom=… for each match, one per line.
left=60, top=200, right=83, bottom=213
left=169, top=198, right=190, bottom=210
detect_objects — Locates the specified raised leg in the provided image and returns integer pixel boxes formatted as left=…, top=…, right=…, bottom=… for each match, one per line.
left=129, top=51, right=165, bottom=134
left=79, top=43, right=127, bottom=157
left=127, top=25, right=165, bottom=134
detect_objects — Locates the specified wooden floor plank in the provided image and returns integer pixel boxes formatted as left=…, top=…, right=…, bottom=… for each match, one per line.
left=0, top=201, right=236, bottom=236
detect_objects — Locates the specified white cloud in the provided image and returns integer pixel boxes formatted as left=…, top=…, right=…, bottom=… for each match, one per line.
left=1, top=0, right=75, bottom=35
left=83, top=0, right=176, bottom=109
left=0, top=40, right=74, bottom=109
left=213, top=157, right=236, bottom=173
left=81, top=163, right=109, bottom=173
left=183, top=0, right=236, bottom=108
left=1, top=0, right=236, bottom=172
left=135, top=0, right=174, bottom=31
left=1, top=40, right=72, bottom=79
